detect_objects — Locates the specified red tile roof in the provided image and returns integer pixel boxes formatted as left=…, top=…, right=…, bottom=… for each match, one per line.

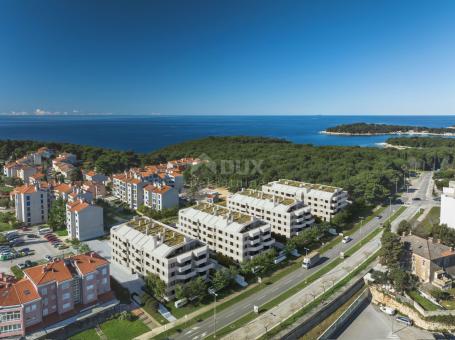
left=53, top=183, right=72, bottom=194
left=14, top=184, right=37, bottom=194
left=72, top=252, right=108, bottom=275
left=144, top=184, right=172, bottom=194
left=24, top=260, right=73, bottom=285
left=67, top=200, right=89, bottom=213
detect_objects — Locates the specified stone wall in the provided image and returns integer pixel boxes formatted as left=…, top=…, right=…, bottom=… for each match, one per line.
left=370, top=286, right=455, bottom=331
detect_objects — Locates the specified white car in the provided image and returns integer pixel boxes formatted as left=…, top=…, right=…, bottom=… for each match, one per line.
left=380, top=306, right=396, bottom=315
left=342, top=236, right=352, bottom=244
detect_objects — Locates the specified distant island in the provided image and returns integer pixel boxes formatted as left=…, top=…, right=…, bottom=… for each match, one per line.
left=321, top=122, right=455, bottom=136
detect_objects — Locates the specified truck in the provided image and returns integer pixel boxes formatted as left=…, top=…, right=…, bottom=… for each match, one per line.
left=302, top=251, right=320, bottom=269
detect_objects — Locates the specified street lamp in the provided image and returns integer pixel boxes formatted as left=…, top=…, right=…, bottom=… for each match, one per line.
left=208, top=287, right=218, bottom=338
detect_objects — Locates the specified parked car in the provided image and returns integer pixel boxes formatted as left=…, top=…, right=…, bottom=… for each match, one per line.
left=44, top=255, right=53, bottom=262
left=20, top=248, right=30, bottom=253
left=17, top=263, right=26, bottom=270
left=21, top=227, right=29, bottom=231
left=380, top=306, right=396, bottom=315
left=7, top=234, right=20, bottom=241
left=27, top=234, right=38, bottom=238
left=395, top=316, right=413, bottom=326
left=10, top=239, right=24, bottom=246
left=342, top=236, right=352, bottom=244
left=24, top=260, right=32, bottom=267
left=58, top=245, right=69, bottom=250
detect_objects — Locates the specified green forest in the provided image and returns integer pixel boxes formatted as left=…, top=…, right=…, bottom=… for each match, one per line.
left=2, top=136, right=455, bottom=207
left=387, top=137, right=455, bottom=148
left=325, top=122, right=454, bottom=135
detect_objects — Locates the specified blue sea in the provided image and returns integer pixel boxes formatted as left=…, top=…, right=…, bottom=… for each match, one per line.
left=0, top=115, right=454, bottom=153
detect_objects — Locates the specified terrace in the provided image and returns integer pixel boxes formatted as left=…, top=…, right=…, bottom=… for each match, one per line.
left=238, top=189, right=296, bottom=205
left=193, top=202, right=252, bottom=224
left=127, top=218, right=184, bottom=247
left=277, top=179, right=338, bottom=193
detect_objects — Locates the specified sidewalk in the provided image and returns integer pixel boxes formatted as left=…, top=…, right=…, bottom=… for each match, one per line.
left=223, top=234, right=381, bottom=340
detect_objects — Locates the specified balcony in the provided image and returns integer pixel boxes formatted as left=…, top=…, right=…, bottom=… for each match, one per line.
left=178, top=263, right=192, bottom=273
left=195, top=263, right=213, bottom=272
left=176, top=271, right=196, bottom=281
left=247, top=243, right=264, bottom=252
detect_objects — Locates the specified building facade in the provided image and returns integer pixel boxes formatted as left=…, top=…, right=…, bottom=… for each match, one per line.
left=66, top=200, right=104, bottom=241
left=111, top=218, right=212, bottom=299
left=144, top=184, right=179, bottom=211
left=227, top=189, right=314, bottom=238
left=0, top=253, right=111, bottom=338
left=441, top=181, right=455, bottom=229
left=13, top=183, right=50, bottom=226
left=178, top=203, right=275, bottom=262
left=262, top=179, right=348, bottom=222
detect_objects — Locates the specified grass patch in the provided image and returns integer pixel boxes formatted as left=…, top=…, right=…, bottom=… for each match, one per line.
left=408, top=290, right=441, bottom=311
left=414, top=206, right=440, bottom=238
left=70, top=328, right=100, bottom=340
left=100, top=318, right=149, bottom=340
left=55, top=229, right=68, bottom=236
left=441, top=300, right=455, bottom=310
left=0, top=222, right=13, bottom=232
left=10, top=266, right=24, bottom=279
left=141, top=294, right=169, bottom=325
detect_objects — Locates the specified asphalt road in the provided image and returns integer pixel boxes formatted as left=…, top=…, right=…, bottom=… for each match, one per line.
left=174, top=206, right=401, bottom=340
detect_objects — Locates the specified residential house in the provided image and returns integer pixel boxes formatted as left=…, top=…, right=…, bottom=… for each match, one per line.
left=66, top=200, right=104, bottom=241
left=143, top=184, right=179, bottom=211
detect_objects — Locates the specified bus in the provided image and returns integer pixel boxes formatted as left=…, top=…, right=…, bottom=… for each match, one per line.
left=38, top=227, right=51, bottom=235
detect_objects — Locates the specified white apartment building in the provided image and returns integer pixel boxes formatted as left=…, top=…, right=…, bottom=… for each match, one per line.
left=66, top=200, right=104, bottom=241
left=227, top=189, right=314, bottom=238
left=262, top=179, right=348, bottom=222
left=441, top=181, right=455, bottom=229
left=111, top=218, right=212, bottom=299
left=17, top=165, right=38, bottom=183
left=144, top=184, right=179, bottom=211
left=178, top=203, right=275, bottom=262
left=13, top=183, right=50, bottom=226
left=112, top=173, right=147, bottom=209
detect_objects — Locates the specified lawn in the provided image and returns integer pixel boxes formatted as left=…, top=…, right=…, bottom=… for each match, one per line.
left=441, top=299, right=455, bottom=310
left=141, top=294, right=169, bottom=325
left=408, top=290, right=441, bottom=311
left=55, top=229, right=68, bottom=236
left=0, top=222, right=12, bottom=232
left=10, top=266, right=24, bottom=279
left=414, top=206, right=440, bottom=237
left=70, top=328, right=100, bottom=340
left=100, top=318, right=149, bottom=340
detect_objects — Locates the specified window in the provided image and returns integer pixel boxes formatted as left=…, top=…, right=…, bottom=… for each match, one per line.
left=86, top=273, right=94, bottom=280
left=87, top=293, right=95, bottom=300
left=102, top=278, right=108, bottom=285
left=62, top=302, right=71, bottom=309
left=87, top=284, right=94, bottom=291
left=61, top=282, right=70, bottom=289
left=0, top=324, right=21, bottom=333
left=43, top=308, right=49, bottom=316
left=63, top=292, right=71, bottom=300
left=0, top=311, right=21, bottom=321
left=41, top=287, right=48, bottom=295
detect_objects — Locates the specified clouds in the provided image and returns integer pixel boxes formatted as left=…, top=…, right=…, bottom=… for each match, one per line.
left=0, top=108, right=112, bottom=116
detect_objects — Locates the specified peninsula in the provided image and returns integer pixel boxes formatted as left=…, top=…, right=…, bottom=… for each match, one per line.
left=321, top=122, right=455, bottom=136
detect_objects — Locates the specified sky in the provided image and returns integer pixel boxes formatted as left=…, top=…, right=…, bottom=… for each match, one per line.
left=0, top=0, right=455, bottom=115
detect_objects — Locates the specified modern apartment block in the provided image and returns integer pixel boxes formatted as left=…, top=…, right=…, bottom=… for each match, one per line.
left=227, top=189, right=314, bottom=238
left=144, top=184, right=179, bottom=211
left=262, top=179, right=348, bottom=222
left=112, top=173, right=148, bottom=209
left=66, top=200, right=104, bottom=241
left=178, top=203, right=275, bottom=262
left=0, top=253, right=111, bottom=338
left=441, top=181, right=455, bottom=229
left=13, top=183, right=50, bottom=226
left=111, top=218, right=212, bottom=299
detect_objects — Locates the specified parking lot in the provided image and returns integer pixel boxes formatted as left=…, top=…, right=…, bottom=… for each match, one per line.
left=0, top=226, right=75, bottom=275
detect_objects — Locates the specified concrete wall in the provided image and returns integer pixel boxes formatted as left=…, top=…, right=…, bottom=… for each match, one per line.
left=281, top=277, right=366, bottom=340
left=441, top=192, right=455, bottom=229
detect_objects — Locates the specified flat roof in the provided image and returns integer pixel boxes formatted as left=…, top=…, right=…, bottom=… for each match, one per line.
left=193, top=202, right=252, bottom=224
left=275, top=179, right=340, bottom=193
left=238, top=189, right=296, bottom=205
left=127, top=218, right=184, bottom=247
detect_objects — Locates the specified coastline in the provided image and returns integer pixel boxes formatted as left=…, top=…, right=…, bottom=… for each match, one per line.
left=320, top=130, right=455, bottom=137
